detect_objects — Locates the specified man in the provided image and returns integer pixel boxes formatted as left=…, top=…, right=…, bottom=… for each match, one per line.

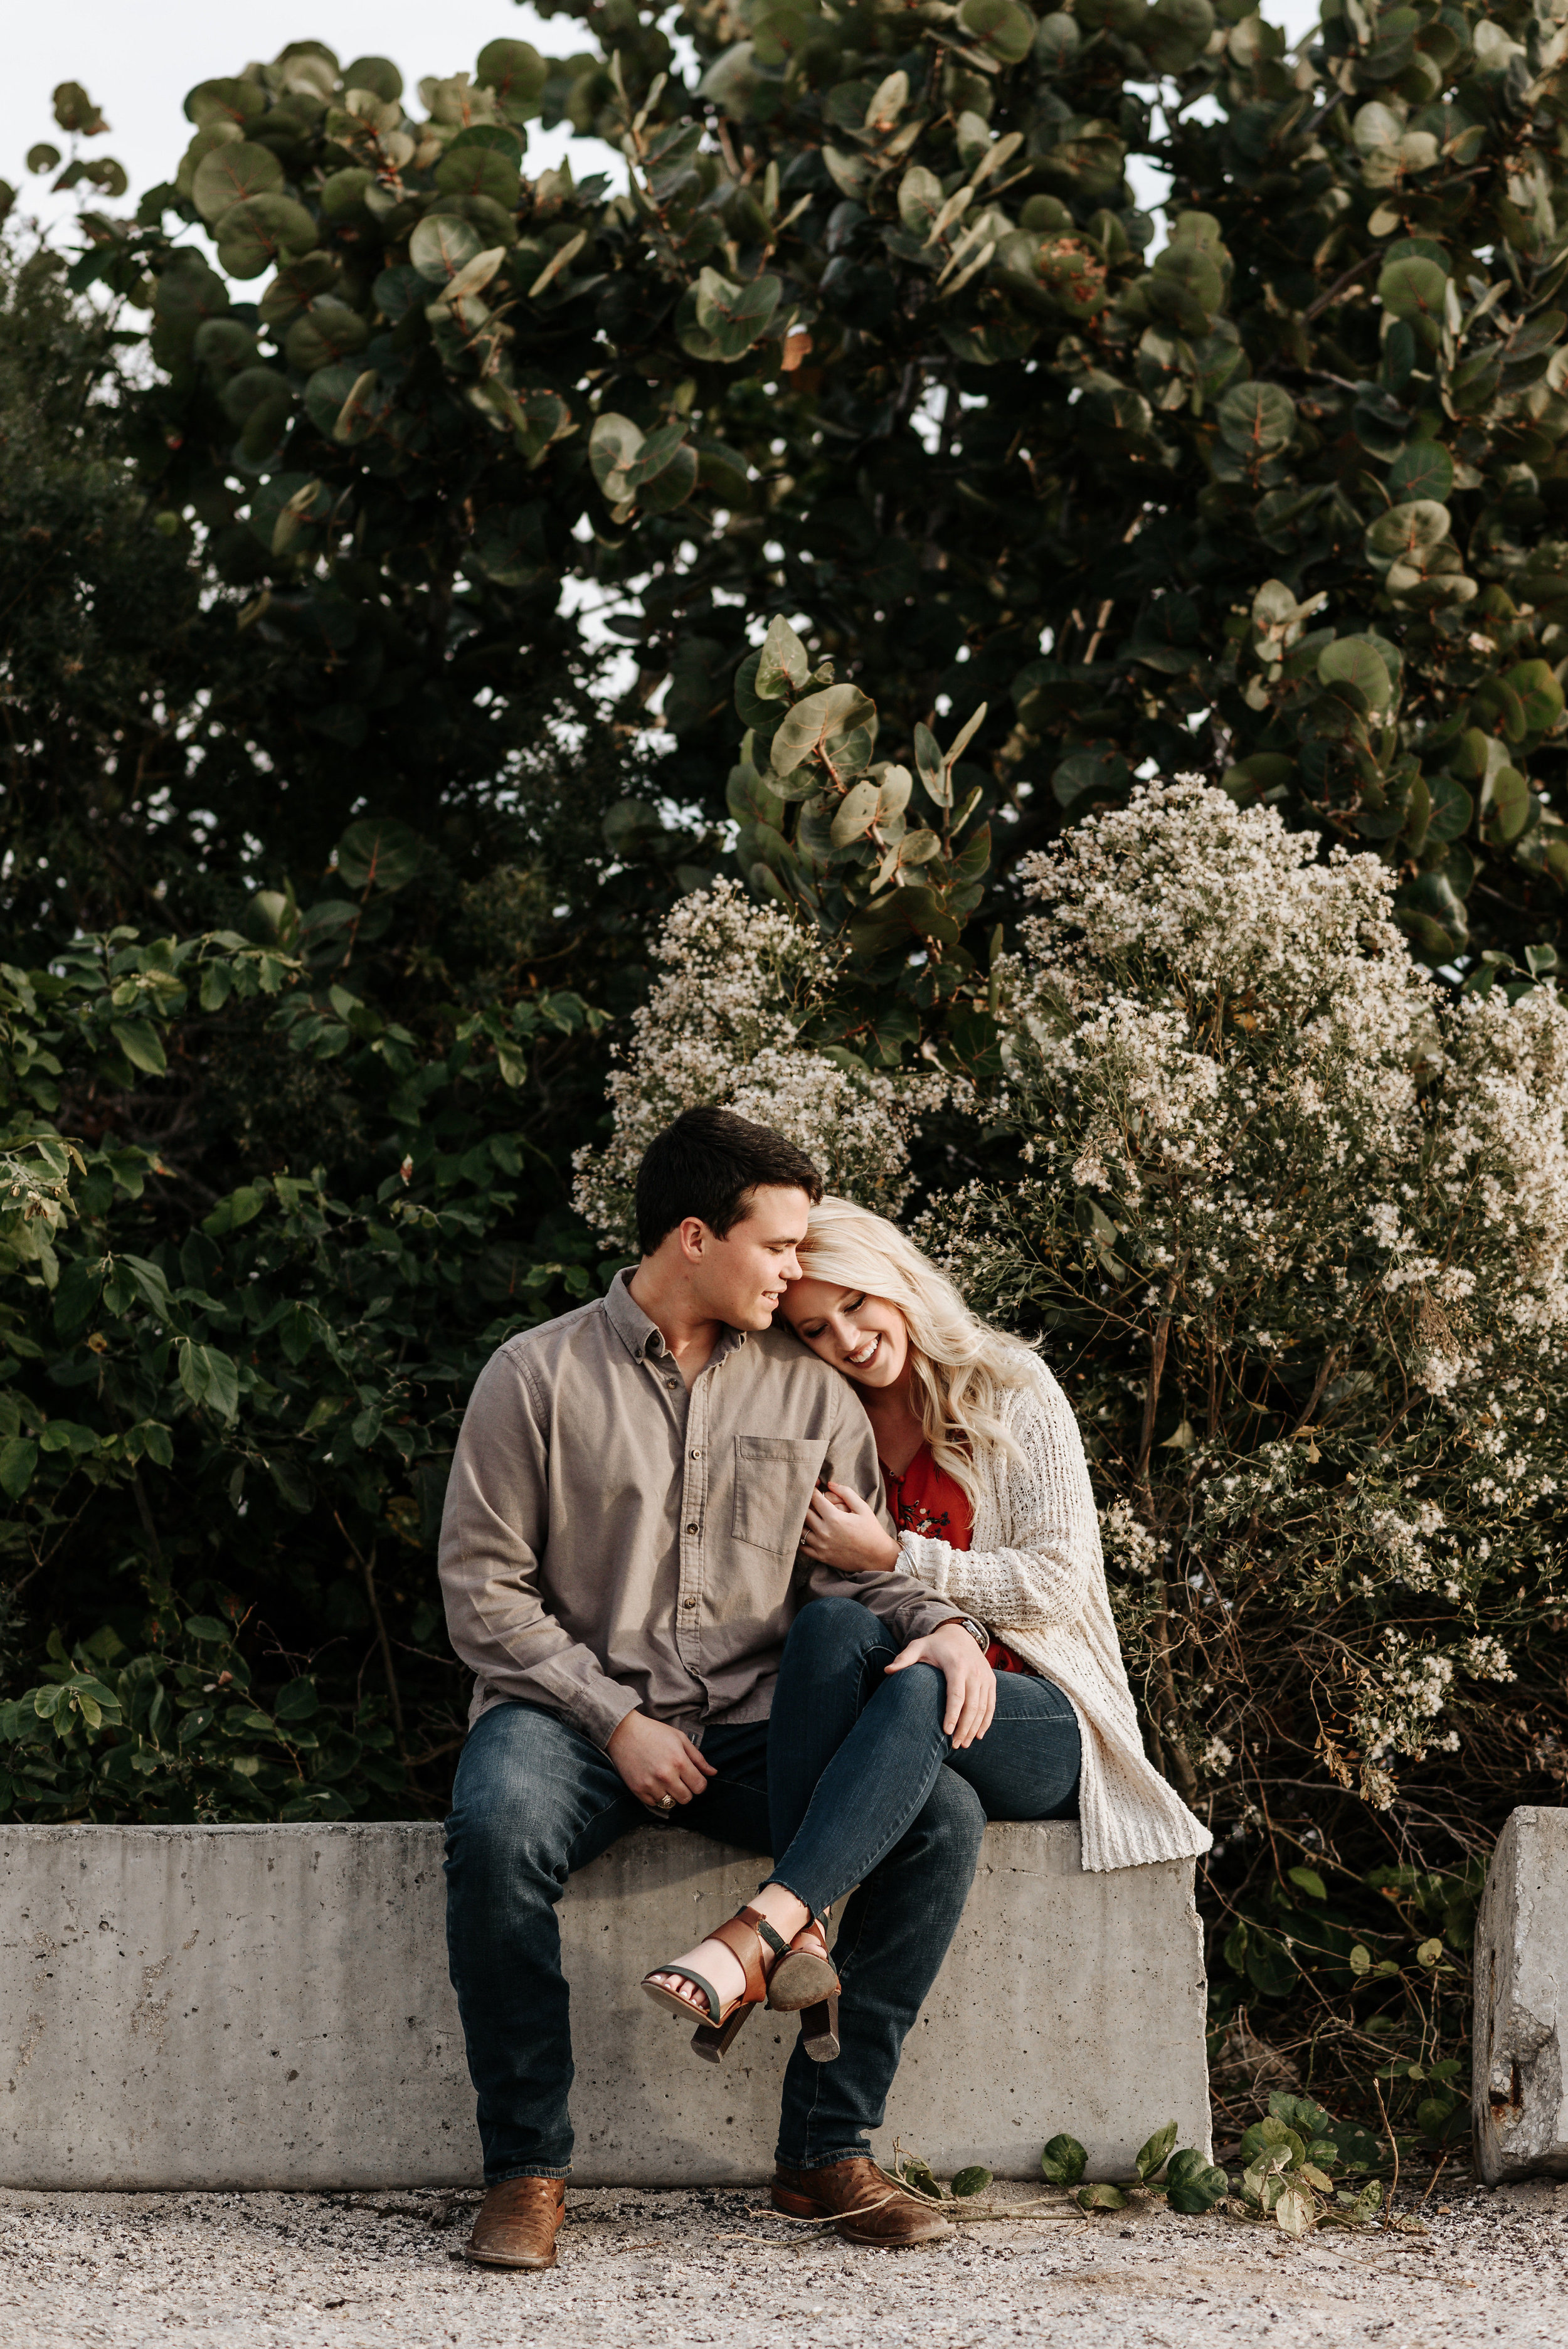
left=440, top=1106, right=993, bottom=2269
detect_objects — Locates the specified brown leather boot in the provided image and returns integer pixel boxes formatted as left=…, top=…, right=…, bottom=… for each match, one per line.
left=771, top=2158, right=954, bottom=2247
left=464, top=2176, right=567, bottom=2269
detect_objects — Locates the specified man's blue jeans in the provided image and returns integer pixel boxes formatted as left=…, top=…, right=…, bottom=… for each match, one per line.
left=444, top=1596, right=1080, bottom=2182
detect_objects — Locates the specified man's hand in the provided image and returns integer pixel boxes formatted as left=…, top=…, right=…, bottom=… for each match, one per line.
left=885, top=1620, right=995, bottom=1749
left=607, top=1710, right=717, bottom=1806
left=800, top=1479, right=903, bottom=1574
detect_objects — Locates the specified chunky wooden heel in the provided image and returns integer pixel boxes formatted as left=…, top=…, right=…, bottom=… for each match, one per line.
left=798, top=1993, right=840, bottom=2063
left=690, top=2001, right=758, bottom=2062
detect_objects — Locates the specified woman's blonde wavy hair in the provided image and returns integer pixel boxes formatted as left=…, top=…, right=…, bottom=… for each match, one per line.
left=794, top=1196, right=1037, bottom=1509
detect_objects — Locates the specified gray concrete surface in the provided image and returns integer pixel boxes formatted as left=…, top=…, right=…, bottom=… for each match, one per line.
left=1, top=1820, right=1209, bottom=2192
left=3, top=2177, right=1567, bottom=2349
left=1473, top=1806, right=1568, bottom=2185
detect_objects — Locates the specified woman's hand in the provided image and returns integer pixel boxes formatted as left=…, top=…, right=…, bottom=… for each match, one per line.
left=886, top=1621, right=997, bottom=1747
left=800, top=1479, right=903, bottom=1574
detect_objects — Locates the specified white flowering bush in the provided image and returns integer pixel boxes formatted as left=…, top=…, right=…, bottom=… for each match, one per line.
left=573, top=879, right=951, bottom=1247
left=923, top=782, right=1568, bottom=1847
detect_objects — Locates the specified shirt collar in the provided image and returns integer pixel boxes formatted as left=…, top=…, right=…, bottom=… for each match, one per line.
left=602, top=1266, right=750, bottom=1368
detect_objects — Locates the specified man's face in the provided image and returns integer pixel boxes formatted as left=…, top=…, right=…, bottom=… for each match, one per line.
left=688, top=1185, right=812, bottom=1330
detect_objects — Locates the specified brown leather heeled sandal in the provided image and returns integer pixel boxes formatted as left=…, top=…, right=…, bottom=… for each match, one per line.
left=642, top=1904, right=792, bottom=2060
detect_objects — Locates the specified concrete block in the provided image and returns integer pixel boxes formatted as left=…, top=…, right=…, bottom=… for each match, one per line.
left=1473, top=1806, right=1568, bottom=2185
left=1, top=1820, right=1209, bottom=2192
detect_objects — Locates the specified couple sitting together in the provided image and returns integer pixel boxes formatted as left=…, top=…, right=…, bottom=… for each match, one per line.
left=438, top=1105, right=1209, bottom=2269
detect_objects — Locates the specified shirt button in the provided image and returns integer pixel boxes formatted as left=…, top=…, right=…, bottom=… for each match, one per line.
left=690, top=1448, right=701, bottom=1460
left=686, top=1522, right=698, bottom=1534
left=681, top=1597, right=697, bottom=1610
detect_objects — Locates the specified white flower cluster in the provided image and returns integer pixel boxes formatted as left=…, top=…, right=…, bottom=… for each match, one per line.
left=573, top=879, right=950, bottom=1248
left=1099, top=1496, right=1163, bottom=1579
left=923, top=778, right=1568, bottom=1815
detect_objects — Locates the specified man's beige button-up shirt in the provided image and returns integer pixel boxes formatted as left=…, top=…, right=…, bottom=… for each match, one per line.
left=439, top=1270, right=961, bottom=1749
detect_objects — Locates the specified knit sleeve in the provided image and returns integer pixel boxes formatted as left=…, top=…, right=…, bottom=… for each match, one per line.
left=896, top=1361, right=1100, bottom=1633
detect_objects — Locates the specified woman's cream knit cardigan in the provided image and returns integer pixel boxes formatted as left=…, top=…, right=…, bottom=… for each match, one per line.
left=895, top=1353, right=1212, bottom=1873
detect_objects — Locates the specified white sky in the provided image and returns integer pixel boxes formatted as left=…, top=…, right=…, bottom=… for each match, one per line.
left=11, top=0, right=1326, bottom=233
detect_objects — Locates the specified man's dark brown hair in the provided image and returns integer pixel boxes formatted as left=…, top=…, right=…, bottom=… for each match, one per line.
left=634, top=1106, right=824, bottom=1257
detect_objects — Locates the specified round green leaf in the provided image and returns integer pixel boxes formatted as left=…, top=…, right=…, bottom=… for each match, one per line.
left=342, top=56, right=404, bottom=102
left=220, top=364, right=290, bottom=426
left=951, top=2165, right=993, bottom=2198
left=216, top=195, right=320, bottom=279
left=1140, top=0, right=1214, bottom=70
left=409, top=213, right=483, bottom=284
left=302, top=361, right=367, bottom=442
left=1318, top=636, right=1394, bottom=712
left=958, top=0, right=1037, bottom=63
left=1365, top=497, right=1451, bottom=568
left=184, top=77, right=268, bottom=130
left=1034, top=12, right=1082, bottom=72
left=477, top=38, right=549, bottom=119
left=285, top=302, right=369, bottom=373
left=320, top=167, right=376, bottom=223
left=590, top=411, right=643, bottom=501
left=1482, top=765, right=1532, bottom=844
left=435, top=147, right=521, bottom=208
left=337, top=818, right=423, bottom=893
left=1425, top=770, right=1475, bottom=845
left=1216, top=379, right=1296, bottom=457
left=1504, top=659, right=1565, bottom=733
left=191, top=140, right=283, bottom=224
left=1378, top=255, right=1449, bottom=323
left=636, top=440, right=699, bottom=514
left=193, top=318, right=258, bottom=376
left=1387, top=440, right=1453, bottom=504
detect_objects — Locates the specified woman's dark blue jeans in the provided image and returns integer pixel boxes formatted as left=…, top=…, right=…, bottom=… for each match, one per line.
left=443, top=1596, right=1079, bottom=2184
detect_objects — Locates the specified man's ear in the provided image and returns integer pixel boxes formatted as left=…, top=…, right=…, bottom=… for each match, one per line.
left=676, top=1215, right=710, bottom=1263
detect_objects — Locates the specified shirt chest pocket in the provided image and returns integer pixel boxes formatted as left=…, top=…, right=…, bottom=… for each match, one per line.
left=731, top=1435, right=829, bottom=1556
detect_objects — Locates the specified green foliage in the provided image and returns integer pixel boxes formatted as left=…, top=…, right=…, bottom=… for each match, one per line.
left=1233, top=2094, right=1394, bottom=2237
left=1038, top=2121, right=1226, bottom=2215
left=0, top=819, right=613, bottom=1824
left=15, top=1, right=1565, bottom=971
left=1213, top=1857, right=1482, bottom=2151
left=0, top=1605, right=401, bottom=1824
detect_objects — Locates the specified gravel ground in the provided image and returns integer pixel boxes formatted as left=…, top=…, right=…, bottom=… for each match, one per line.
left=4, top=2173, right=1567, bottom=2348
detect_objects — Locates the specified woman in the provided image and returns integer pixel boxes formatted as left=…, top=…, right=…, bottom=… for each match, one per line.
left=781, top=1196, right=1210, bottom=1873
left=642, top=1196, right=1208, bottom=2060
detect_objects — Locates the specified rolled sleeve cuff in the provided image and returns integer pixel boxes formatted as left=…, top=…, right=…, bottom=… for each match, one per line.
left=568, top=1677, right=644, bottom=1753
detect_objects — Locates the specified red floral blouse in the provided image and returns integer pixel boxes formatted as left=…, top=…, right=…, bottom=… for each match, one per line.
left=880, top=1442, right=1036, bottom=1677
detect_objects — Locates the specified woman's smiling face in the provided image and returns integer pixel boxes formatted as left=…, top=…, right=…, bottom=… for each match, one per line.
left=781, top=1276, right=910, bottom=1391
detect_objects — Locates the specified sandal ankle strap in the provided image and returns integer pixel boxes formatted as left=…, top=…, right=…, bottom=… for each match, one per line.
left=737, top=1905, right=790, bottom=1961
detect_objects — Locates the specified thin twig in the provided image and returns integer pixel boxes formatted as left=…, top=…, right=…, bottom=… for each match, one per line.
left=1418, top=2153, right=1449, bottom=2207
left=334, top=1512, right=407, bottom=1758
left=1372, top=2074, right=1401, bottom=2224
left=1301, top=250, right=1379, bottom=324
